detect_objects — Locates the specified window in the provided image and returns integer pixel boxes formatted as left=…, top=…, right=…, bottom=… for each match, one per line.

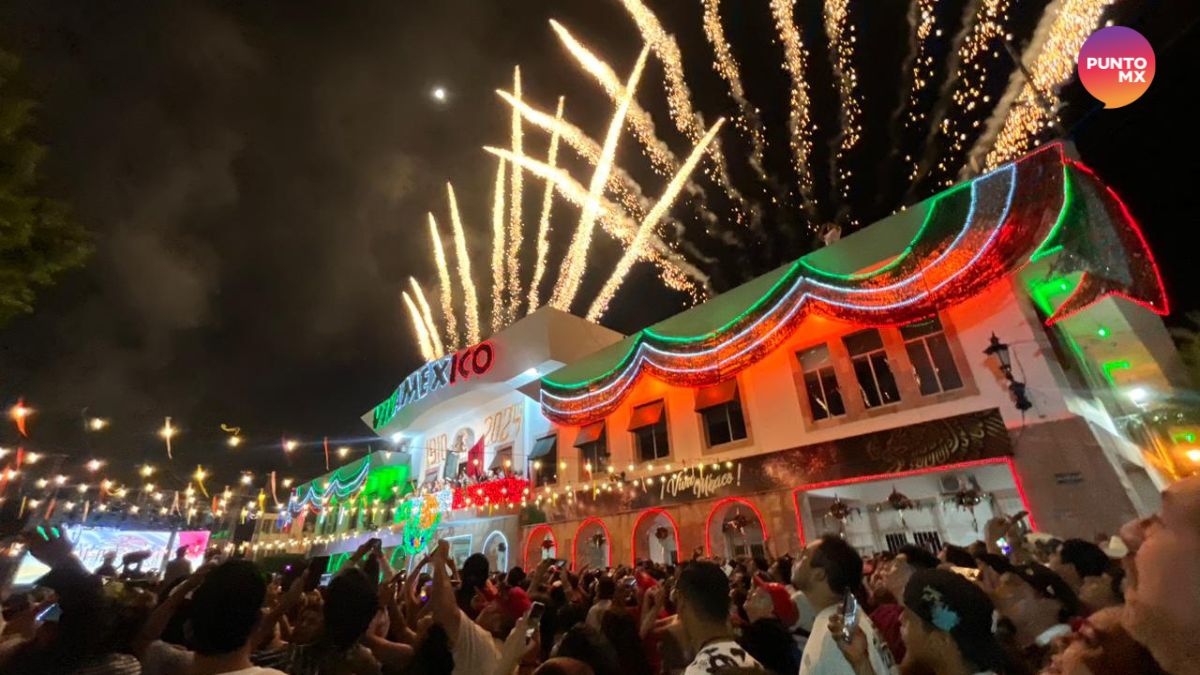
left=843, top=329, right=901, bottom=408
left=797, top=344, right=847, bottom=420
left=574, top=422, right=608, bottom=475
left=529, top=435, right=557, bottom=486
left=885, top=533, right=909, bottom=553
left=629, top=401, right=669, bottom=462
left=900, top=317, right=964, bottom=395
left=913, top=531, right=943, bottom=553
left=695, top=381, right=747, bottom=446
left=488, top=445, right=513, bottom=475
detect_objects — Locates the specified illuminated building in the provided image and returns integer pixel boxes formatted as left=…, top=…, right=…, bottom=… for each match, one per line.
left=257, top=143, right=1188, bottom=568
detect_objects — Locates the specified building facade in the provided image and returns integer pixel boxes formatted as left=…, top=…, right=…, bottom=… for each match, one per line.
left=252, top=142, right=1193, bottom=571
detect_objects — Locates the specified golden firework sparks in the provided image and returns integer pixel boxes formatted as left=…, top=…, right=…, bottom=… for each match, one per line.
left=979, top=0, right=1115, bottom=169
left=506, top=66, right=525, bottom=323
left=446, top=183, right=481, bottom=344
left=528, top=95, right=565, bottom=312
left=701, top=0, right=768, bottom=180
left=587, top=118, right=726, bottom=321
left=769, top=0, right=819, bottom=220
left=496, top=89, right=648, bottom=220
left=550, top=45, right=650, bottom=312
left=824, top=0, right=863, bottom=221
left=401, top=290, right=434, bottom=360
left=427, top=213, right=458, bottom=349
left=549, top=19, right=677, bottom=175
left=485, top=146, right=704, bottom=295
left=932, top=0, right=1013, bottom=185
left=490, top=156, right=508, bottom=332
left=409, top=277, right=444, bottom=357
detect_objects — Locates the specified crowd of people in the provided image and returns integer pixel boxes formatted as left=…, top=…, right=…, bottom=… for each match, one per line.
left=0, top=474, right=1196, bottom=675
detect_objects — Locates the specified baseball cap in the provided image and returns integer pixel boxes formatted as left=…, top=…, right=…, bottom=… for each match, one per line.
left=1011, top=563, right=1080, bottom=616
left=904, top=568, right=1004, bottom=670
left=752, top=576, right=799, bottom=626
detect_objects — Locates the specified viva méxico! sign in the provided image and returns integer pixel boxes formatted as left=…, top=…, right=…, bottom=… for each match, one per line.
left=372, top=341, right=496, bottom=430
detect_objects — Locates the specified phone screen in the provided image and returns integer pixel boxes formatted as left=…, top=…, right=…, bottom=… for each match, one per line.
left=839, top=593, right=859, bottom=644
left=36, top=603, right=61, bottom=623
left=526, top=601, right=545, bottom=638
left=996, top=537, right=1012, bottom=555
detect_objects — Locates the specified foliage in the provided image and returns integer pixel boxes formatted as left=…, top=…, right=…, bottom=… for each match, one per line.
left=0, top=49, right=90, bottom=324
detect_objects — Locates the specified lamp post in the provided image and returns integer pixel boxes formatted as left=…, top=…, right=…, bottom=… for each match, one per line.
left=984, top=333, right=1033, bottom=412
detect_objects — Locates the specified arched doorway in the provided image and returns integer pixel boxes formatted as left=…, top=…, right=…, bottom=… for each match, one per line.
left=524, top=525, right=558, bottom=568
left=482, top=530, right=509, bottom=573
left=705, top=497, right=768, bottom=558
left=572, top=518, right=611, bottom=570
left=631, top=508, right=680, bottom=566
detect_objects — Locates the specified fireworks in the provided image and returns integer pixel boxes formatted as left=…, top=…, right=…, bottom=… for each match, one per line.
left=528, top=96, right=565, bottom=311
left=978, top=0, right=1116, bottom=169
left=446, top=184, right=481, bottom=345
left=823, top=0, right=863, bottom=220
left=587, top=118, right=726, bottom=321
left=929, top=0, right=1014, bottom=186
left=701, top=0, right=768, bottom=181
left=551, top=46, right=650, bottom=312
left=770, top=0, right=819, bottom=220
left=506, top=66, right=525, bottom=323
left=401, top=291, right=434, bottom=361
left=490, top=156, right=508, bottom=333
left=427, top=213, right=458, bottom=348
left=548, top=19, right=678, bottom=176
left=401, top=1, right=1099, bottom=358
left=409, top=278, right=444, bottom=357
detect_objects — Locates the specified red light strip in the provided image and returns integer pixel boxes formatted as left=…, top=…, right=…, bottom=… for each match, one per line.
left=704, top=496, right=770, bottom=557
left=791, top=457, right=1037, bottom=546
left=524, top=524, right=557, bottom=568
left=571, top=517, right=613, bottom=570
left=630, top=507, right=682, bottom=567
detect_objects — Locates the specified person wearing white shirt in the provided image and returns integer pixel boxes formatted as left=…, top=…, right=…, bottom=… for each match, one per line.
left=793, top=536, right=898, bottom=675
left=586, top=577, right=615, bottom=630
left=677, top=561, right=763, bottom=675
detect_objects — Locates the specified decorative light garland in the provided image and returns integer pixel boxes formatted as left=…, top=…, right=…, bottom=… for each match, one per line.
left=539, top=143, right=1168, bottom=425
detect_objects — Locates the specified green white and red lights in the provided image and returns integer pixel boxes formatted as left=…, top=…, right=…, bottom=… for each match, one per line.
left=539, top=143, right=1168, bottom=426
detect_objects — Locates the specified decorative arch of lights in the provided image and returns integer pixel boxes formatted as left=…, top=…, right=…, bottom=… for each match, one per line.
left=524, top=524, right=558, bottom=568
left=540, top=143, right=1167, bottom=425
left=631, top=507, right=682, bottom=567
left=482, top=530, right=510, bottom=571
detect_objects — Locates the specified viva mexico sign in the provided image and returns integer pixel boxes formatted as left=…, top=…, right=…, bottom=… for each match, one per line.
left=372, top=341, right=496, bottom=430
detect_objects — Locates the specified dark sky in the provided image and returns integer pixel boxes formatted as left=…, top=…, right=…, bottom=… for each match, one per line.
left=1, top=0, right=1197, bottom=490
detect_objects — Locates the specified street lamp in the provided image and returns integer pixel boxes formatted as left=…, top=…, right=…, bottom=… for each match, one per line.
left=984, top=333, right=1033, bottom=411
left=88, top=417, right=108, bottom=431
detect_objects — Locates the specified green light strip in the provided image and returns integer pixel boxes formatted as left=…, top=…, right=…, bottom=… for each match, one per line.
left=1102, top=360, right=1131, bottom=385
left=1029, top=165, right=1076, bottom=263
left=796, top=181, right=970, bottom=280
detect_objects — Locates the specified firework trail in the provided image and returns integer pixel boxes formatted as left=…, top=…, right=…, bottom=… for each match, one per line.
left=485, top=146, right=707, bottom=295
left=446, top=183, right=481, bottom=344
left=549, top=19, right=677, bottom=176
left=892, top=0, right=943, bottom=180
left=506, top=66, right=525, bottom=321
left=974, top=0, right=1116, bottom=170
left=409, top=277, right=444, bottom=357
left=701, top=0, right=768, bottom=182
left=427, top=213, right=459, bottom=349
left=528, top=96, right=565, bottom=312
left=920, top=0, right=1014, bottom=188
left=550, top=45, right=650, bottom=312
left=497, top=90, right=649, bottom=220
left=587, top=118, right=726, bottom=321
left=769, top=0, right=820, bottom=222
left=401, top=291, right=434, bottom=361
left=824, top=0, right=864, bottom=223
left=616, top=0, right=754, bottom=225
left=490, top=156, right=508, bottom=332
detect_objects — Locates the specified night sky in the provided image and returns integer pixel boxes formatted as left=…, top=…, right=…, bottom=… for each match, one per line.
left=1, top=0, right=1198, bottom=490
